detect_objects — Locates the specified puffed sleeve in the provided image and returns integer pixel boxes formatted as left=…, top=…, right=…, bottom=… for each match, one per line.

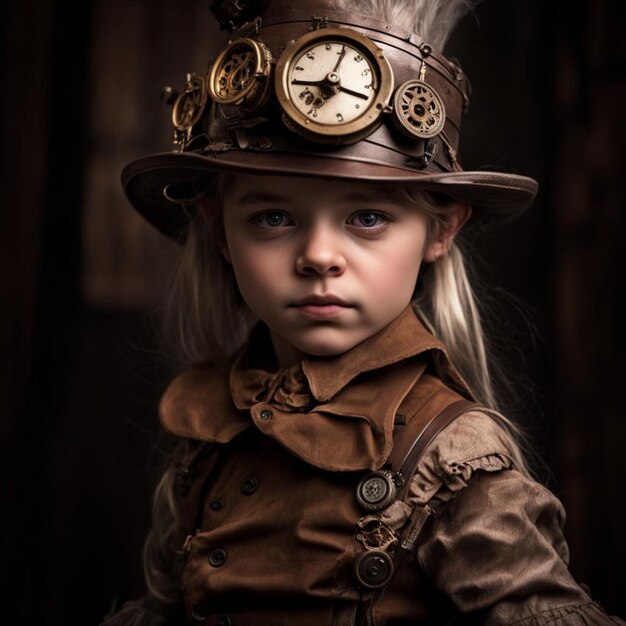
left=393, top=410, right=624, bottom=625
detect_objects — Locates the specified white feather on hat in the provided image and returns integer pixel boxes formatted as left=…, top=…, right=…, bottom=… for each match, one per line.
left=334, top=0, right=478, bottom=50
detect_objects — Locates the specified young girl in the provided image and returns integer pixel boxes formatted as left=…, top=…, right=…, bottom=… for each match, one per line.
left=104, top=0, right=624, bottom=624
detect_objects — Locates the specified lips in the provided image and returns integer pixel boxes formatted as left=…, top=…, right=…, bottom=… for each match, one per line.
left=290, top=295, right=352, bottom=318
left=291, top=294, right=349, bottom=307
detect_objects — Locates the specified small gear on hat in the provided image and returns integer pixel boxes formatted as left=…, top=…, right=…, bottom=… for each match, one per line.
left=207, top=37, right=273, bottom=117
left=393, top=79, right=446, bottom=139
left=171, top=73, right=209, bottom=149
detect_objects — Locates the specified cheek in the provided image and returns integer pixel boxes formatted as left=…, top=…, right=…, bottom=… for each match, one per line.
left=362, top=238, right=425, bottom=297
left=227, top=240, right=285, bottom=297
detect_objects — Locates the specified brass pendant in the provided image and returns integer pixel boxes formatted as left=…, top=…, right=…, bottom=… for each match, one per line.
left=356, top=515, right=398, bottom=552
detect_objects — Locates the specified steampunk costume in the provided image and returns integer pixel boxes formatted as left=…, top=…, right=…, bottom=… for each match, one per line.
left=157, top=304, right=617, bottom=624
left=107, top=0, right=624, bottom=624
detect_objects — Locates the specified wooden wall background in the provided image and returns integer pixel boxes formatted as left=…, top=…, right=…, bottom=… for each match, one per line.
left=3, top=0, right=624, bottom=622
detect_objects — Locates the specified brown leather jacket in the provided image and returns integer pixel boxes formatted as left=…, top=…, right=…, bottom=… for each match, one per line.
left=157, top=305, right=621, bottom=625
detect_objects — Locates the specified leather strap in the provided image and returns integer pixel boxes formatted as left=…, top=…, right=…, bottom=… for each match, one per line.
left=356, top=398, right=480, bottom=625
left=391, top=398, right=479, bottom=499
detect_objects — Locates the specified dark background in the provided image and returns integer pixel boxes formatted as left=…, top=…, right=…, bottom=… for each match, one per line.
left=2, top=0, right=625, bottom=623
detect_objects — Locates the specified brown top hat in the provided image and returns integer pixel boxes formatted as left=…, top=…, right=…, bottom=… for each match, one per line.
left=122, top=0, right=538, bottom=240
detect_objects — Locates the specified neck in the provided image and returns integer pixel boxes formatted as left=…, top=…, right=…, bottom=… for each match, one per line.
left=269, top=329, right=306, bottom=369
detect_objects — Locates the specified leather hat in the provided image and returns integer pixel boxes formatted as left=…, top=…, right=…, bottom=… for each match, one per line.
left=122, top=0, right=538, bottom=240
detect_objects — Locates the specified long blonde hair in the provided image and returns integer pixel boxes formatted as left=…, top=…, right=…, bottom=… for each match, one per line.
left=126, top=176, right=540, bottom=621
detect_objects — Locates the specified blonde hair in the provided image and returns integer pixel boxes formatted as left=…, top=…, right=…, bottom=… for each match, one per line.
left=161, top=180, right=257, bottom=367
left=122, top=176, right=539, bottom=621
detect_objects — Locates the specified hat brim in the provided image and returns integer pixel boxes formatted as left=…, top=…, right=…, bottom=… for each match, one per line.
left=122, top=150, right=538, bottom=241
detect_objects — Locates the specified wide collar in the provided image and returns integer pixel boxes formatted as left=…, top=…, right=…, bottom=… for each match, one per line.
left=159, top=304, right=472, bottom=471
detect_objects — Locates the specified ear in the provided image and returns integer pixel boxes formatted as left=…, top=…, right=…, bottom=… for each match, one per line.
left=423, top=202, right=472, bottom=263
left=197, top=196, right=232, bottom=264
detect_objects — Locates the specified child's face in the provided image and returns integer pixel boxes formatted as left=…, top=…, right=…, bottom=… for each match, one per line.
left=221, top=173, right=437, bottom=366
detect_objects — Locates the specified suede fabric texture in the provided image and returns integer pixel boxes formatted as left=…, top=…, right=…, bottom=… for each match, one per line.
left=158, top=305, right=622, bottom=625
left=160, top=304, right=471, bottom=472
left=161, top=305, right=470, bottom=624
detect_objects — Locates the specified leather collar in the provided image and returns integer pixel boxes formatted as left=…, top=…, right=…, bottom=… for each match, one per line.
left=159, top=304, right=472, bottom=471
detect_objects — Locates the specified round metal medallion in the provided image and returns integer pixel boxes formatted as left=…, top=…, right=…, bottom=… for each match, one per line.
left=353, top=549, right=395, bottom=589
left=356, top=470, right=397, bottom=512
left=208, top=37, right=272, bottom=113
left=275, top=27, right=394, bottom=144
left=393, top=79, right=446, bottom=139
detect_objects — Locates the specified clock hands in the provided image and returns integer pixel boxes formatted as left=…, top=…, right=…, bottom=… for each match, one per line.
left=333, top=45, right=346, bottom=73
left=338, top=86, right=369, bottom=100
left=291, top=79, right=370, bottom=101
left=291, top=79, right=324, bottom=87
left=290, top=43, right=372, bottom=116
left=274, top=28, right=395, bottom=139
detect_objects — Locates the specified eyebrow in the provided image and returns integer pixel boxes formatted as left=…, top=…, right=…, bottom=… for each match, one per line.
left=235, top=192, right=290, bottom=206
left=235, top=189, right=401, bottom=207
left=338, top=190, right=401, bottom=204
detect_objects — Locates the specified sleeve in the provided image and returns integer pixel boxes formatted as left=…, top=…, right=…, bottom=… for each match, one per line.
left=391, top=410, right=624, bottom=625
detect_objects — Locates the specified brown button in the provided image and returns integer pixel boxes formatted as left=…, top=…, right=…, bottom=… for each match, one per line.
left=175, top=465, right=195, bottom=497
left=241, top=475, right=258, bottom=495
left=190, top=600, right=211, bottom=621
left=209, top=498, right=224, bottom=511
left=209, top=548, right=228, bottom=567
left=259, top=409, right=272, bottom=421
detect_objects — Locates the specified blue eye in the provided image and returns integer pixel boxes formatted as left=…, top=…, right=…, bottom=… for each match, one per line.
left=253, top=211, right=291, bottom=228
left=356, top=212, right=380, bottom=227
left=350, top=212, right=389, bottom=228
left=265, top=213, right=285, bottom=227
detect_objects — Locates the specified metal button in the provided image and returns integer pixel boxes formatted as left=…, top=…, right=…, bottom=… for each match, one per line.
left=241, top=475, right=258, bottom=495
left=353, top=549, right=395, bottom=588
left=190, top=600, right=211, bottom=621
left=215, top=616, right=232, bottom=626
left=259, top=409, right=272, bottom=421
left=175, top=465, right=195, bottom=497
left=356, top=470, right=397, bottom=511
left=209, top=498, right=224, bottom=511
left=208, top=547, right=228, bottom=567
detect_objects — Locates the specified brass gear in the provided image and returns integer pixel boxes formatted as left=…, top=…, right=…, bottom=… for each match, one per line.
left=208, top=37, right=272, bottom=113
left=393, top=79, right=446, bottom=139
left=172, top=74, right=208, bottom=132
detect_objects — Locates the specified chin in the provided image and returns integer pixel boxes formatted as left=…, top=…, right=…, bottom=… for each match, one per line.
left=302, top=345, right=346, bottom=358
left=295, top=330, right=362, bottom=358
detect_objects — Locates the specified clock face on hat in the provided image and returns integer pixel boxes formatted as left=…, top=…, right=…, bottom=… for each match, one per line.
left=275, top=27, right=394, bottom=143
left=287, top=40, right=377, bottom=125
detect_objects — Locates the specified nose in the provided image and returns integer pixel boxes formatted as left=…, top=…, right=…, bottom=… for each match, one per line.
left=295, top=224, right=347, bottom=276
